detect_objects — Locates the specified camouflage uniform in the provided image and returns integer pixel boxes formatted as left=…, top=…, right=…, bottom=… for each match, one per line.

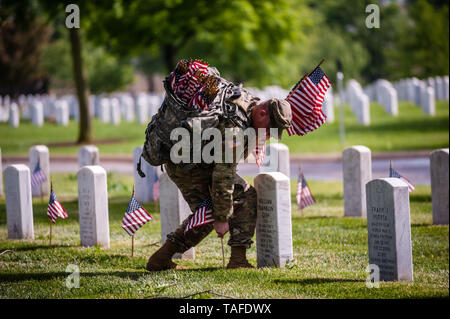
left=166, top=89, right=259, bottom=252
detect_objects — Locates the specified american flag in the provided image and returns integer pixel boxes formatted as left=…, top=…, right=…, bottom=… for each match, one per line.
left=188, top=89, right=210, bottom=110
left=185, top=196, right=215, bottom=234
left=297, top=173, right=316, bottom=210
left=389, top=167, right=415, bottom=192
left=47, top=188, right=68, bottom=223
left=31, top=161, right=47, bottom=189
left=176, top=60, right=209, bottom=103
left=152, top=171, right=159, bottom=201
left=286, top=66, right=331, bottom=136
left=252, top=138, right=267, bottom=167
left=121, top=194, right=153, bottom=236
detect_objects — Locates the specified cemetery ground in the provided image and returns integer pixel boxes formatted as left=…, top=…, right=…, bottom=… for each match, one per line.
left=0, top=101, right=449, bottom=156
left=0, top=173, right=448, bottom=299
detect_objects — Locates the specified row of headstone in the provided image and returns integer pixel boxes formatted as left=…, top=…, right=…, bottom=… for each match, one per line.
left=0, top=92, right=165, bottom=126
left=365, top=79, right=398, bottom=116
left=346, top=79, right=370, bottom=125
left=343, top=145, right=449, bottom=226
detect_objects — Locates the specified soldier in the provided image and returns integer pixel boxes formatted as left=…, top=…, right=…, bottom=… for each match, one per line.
left=144, top=60, right=292, bottom=270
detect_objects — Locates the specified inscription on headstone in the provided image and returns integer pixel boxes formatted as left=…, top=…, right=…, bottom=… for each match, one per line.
left=430, top=148, right=449, bottom=225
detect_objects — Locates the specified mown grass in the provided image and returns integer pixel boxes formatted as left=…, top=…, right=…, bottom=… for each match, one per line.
left=0, top=101, right=448, bottom=156
left=0, top=173, right=448, bottom=299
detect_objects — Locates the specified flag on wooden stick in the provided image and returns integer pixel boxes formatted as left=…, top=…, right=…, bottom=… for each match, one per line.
left=185, top=196, right=214, bottom=234
left=121, top=193, right=153, bottom=236
left=389, top=164, right=415, bottom=192
left=296, top=172, right=316, bottom=210
left=286, top=64, right=331, bottom=136
left=47, top=187, right=68, bottom=223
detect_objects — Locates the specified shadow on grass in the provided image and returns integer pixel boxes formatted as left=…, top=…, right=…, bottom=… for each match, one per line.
left=5, top=245, right=77, bottom=252
left=273, top=277, right=362, bottom=285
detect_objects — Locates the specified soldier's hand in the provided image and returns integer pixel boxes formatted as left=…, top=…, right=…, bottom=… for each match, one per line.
left=213, top=221, right=229, bottom=238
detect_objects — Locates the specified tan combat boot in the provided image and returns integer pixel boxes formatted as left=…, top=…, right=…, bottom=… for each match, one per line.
left=146, top=241, right=180, bottom=271
left=226, top=246, right=254, bottom=269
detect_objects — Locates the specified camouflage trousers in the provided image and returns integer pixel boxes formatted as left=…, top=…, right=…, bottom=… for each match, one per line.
left=164, top=162, right=257, bottom=252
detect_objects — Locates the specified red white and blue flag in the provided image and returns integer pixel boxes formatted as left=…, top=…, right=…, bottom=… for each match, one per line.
left=297, top=173, right=316, bottom=210
left=389, top=167, right=415, bottom=192
left=31, top=161, right=47, bottom=189
left=47, top=188, right=68, bottom=223
left=121, top=194, right=153, bottom=236
left=286, top=66, right=331, bottom=136
left=185, top=196, right=214, bottom=234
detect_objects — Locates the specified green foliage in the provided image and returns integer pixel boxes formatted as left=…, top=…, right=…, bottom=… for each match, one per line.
left=41, top=29, right=134, bottom=94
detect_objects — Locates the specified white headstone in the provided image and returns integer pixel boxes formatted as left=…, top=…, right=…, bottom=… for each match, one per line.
left=323, top=88, right=335, bottom=123
left=133, top=146, right=159, bottom=203
left=259, top=143, right=290, bottom=178
left=343, top=146, right=372, bottom=217
left=29, top=145, right=50, bottom=197
left=430, top=148, right=449, bottom=225
left=135, top=94, right=149, bottom=124
left=366, top=178, right=413, bottom=281
left=421, top=86, right=435, bottom=116
left=77, top=165, right=110, bottom=248
left=110, top=98, right=121, bottom=125
left=434, top=77, right=443, bottom=100
left=159, top=172, right=195, bottom=259
left=31, top=101, right=44, bottom=126
left=120, top=95, right=135, bottom=122
left=78, top=145, right=100, bottom=167
left=255, top=172, right=293, bottom=268
left=98, top=98, right=110, bottom=123
left=4, top=164, right=34, bottom=239
left=443, top=76, right=449, bottom=101
left=55, top=100, right=70, bottom=126
left=9, top=103, right=19, bottom=128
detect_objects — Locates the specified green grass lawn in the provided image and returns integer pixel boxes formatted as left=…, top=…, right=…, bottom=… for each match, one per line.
left=0, top=101, right=448, bottom=156
left=0, top=173, right=448, bottom=299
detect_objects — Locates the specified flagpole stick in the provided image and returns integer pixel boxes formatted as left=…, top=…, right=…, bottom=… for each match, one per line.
left=131, top=234, right=134, bottom=258
left=49, top=221, right=52, bottom=246
left=221, top=237, right=225, bottom=269
left=299, top=165, right=303, bottom=217
left=390, top=160, right=393, bottom=170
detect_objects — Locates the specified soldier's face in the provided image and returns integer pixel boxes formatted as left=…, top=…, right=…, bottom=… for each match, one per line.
left=252, top=101, right=271, bottom=133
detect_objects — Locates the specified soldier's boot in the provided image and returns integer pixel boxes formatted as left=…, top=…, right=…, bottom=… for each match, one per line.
left=226, top=246, right=254, bottom=269
left=146, top=241, right=180, bottom=271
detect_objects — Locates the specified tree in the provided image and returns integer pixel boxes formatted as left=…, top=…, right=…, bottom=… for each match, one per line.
left=0, top=1, right=51, bottom=98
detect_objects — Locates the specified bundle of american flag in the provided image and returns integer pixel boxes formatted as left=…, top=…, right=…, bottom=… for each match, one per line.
left=297, top=172, right=316, bottom=210
left=47, top=188, right=68, bottom=223
left=185, top=196, right=214, bottom=234
left=121, top=193, right=153, bottom=236
left=31, top=161, right=46, bottom=189
left=389, top=166, right=415, bottom=192
left=285, top=65, right=331, bottom=136
left=169, top=59, right=216, bottom=110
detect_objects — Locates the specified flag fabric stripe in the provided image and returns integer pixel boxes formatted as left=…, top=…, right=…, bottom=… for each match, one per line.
left=286, top=66, right=331, bottom=136
left=121, top=195, right=153, bottom=236
left=296, top=174, right=316, bottom=210
left=389, top=168, right=415, bottom=192
left=47, top=189, right=68, bottom=223
left=185, top=196, right=214, bottom=234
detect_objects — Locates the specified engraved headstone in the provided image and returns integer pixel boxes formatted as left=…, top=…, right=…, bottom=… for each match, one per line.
left=343, top=146, right=372, bottom=217
left=135, top=94, right=149, bottom=124
left=77, top=166, right=110, bottom=248
left=259, top=143, right=290, bottom=178
left=159, top=172, right=195, bottom=259
left=366, top=178, right=413, bottom=281
left=55, top=100, right=70, bottom=126
left=255, top=172, right=293, bottom=268
left=421, top=86, right=435, bottom=116
left=5, top=164, right=34, bottom=239
left=133, top=146, right=159, bottom=203
left=29, top=145, right=50, bottom=197
left=98, top=97, right=110, bottom=123
left=110, top=98, right=121, bottom=125
left=78, top=145, right=100, bottom=167
left=430, top=148, right=449, bottom=225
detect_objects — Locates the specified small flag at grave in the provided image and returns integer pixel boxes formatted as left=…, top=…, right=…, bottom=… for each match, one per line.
left=286, top=61, right=331, bottom=136
left=296, top=171, right=316, bottom=210
left=31, top=160, right=46, bottom=189
left=121, top=192, right=153, bottom=236
left=389, top=162, right=415, bottom=192
left=47, top=187, right=68, bottom=224
left=185, top=196, right=215, bottom=234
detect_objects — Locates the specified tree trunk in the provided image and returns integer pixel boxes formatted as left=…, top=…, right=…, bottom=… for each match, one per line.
left=69, top=27, right=92, bottom=144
